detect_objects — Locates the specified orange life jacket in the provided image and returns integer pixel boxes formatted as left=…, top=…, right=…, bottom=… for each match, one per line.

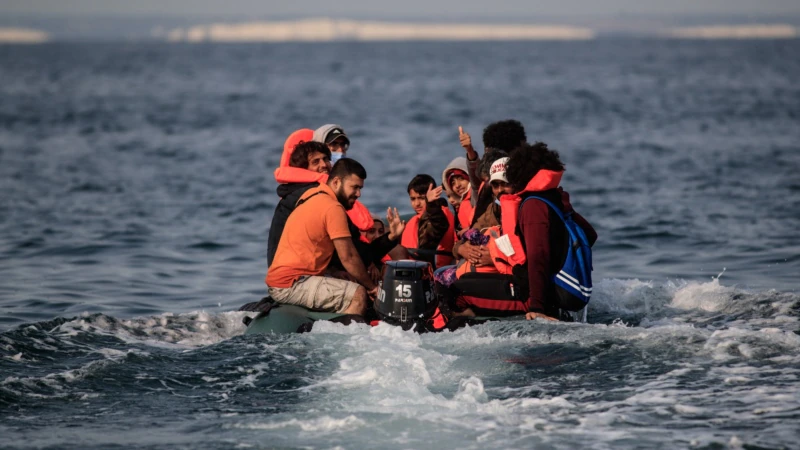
left=346, top=202, right=374, bottom=232
left=400, top=206, right=455, bottom=268
left=456, top=189, right=473, bottom=231
left=273, top=128, right=374, bottom=231
left=452, top=171, right=562, bottom=279
left=454, top=226, right=505, bottom=278
left=480, top=170, right=565, bottom=273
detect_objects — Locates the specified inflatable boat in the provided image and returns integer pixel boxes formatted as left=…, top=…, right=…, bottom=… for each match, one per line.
left=241, top=260, right=586, bottom=335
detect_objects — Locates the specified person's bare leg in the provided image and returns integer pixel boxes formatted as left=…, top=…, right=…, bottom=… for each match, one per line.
left=342, top=286, right=368, bottom=316
left=387, top=244, right=410, bottom=260
left=451, top=307, right=476, bottom=317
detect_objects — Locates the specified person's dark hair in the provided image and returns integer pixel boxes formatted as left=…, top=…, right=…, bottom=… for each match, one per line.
left=329, top=158, right=367, bottom=181
left=478, top=148, right=508, bottom=180
left=407, top=174, right=436, bottom=195
left=482, top=120, right=527, bottom=152
left=289, top=141, right=331, bottom=168
left=506, top=142, right=565, bottom=192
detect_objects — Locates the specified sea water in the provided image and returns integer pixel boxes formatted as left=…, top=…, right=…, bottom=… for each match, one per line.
left=1, top=40, right=798, bottom=449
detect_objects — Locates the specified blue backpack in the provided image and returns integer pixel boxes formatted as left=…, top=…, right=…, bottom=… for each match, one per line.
left=520, top=196, right=593, bottom=311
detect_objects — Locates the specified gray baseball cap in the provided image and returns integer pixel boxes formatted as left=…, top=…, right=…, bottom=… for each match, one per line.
left=313, top=124, right=350, bottom=145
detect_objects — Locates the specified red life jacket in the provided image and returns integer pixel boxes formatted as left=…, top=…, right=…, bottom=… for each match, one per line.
left=273, top=129, right=374, bottom=231
left=454, top=170, right=565, bottom=279
left=490, top=170, right=565, bottom=269
left=400, top=207, right=456, bottom=268
left=454, top=195, right=526, bottom=278
left=456, top=189, right=474, bottom=232
left=454, top=226, right=510, bottom=278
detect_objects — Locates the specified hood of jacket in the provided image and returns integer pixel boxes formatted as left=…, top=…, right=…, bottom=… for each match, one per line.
left=273, top=128, right=328, bottom=185
left=522, top=169, right=563, bottom=193
left=441, top=156, right=470, bottom=198
left=276, top=182, right=319, bottom=199
left=272, top=128, right=375, bottom=232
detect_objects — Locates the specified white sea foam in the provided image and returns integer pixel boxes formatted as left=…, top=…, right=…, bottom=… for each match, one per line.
left=589, top=278, right=675, bottom=316
left=671, top=278, right=735, bottom=312
left=53, top=310, right=248, bottom=348
left=1, top=358, right=115, bottom=399
left=4, top=277, right=795, bottom=448
left=704, top=327, right=800, bottom=361
left=213, top=278, right=795, bottom=449
left=232, top=415, right=366, bottom=432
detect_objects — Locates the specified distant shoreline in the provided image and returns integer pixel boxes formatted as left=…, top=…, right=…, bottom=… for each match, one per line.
left=1, top=19, right=799, bottom=43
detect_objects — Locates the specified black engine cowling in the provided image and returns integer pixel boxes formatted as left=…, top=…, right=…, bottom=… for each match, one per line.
left=375, top=260, right=437, bottom=329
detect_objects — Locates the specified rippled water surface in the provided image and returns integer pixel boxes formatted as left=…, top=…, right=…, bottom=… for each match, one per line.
left=1, top=40, right=799, bottom=449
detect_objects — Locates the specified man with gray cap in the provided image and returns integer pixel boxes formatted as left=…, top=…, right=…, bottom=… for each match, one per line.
left=311, top=123, right=408, bottom=265
left=313, top=124, right=350, bottom=165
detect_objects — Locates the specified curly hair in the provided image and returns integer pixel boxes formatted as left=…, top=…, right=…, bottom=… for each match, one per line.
left=506, top=142, right=565, bottom=192
left=482, top=120, right=527, bottom=152
left=289, top=141, right=331, bottom=169
left=477, top=148, right=508, bottom=180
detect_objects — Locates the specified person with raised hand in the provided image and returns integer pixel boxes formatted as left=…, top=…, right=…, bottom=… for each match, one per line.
left=400, top=175, right=455, bottom=268
left=449, top=126, right=482, bottom=230
left=385, top=207, right=406, bottom=241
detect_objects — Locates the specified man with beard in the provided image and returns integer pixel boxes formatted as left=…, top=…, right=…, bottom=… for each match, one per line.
left=267, top=158, right=405, bottom=316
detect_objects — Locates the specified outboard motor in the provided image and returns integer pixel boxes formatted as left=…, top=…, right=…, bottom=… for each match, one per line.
left=375, top=260, right=438, bottom=330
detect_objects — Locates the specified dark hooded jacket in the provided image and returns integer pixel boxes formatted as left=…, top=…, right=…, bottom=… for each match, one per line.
left=267, top=182, right=319, bottom=267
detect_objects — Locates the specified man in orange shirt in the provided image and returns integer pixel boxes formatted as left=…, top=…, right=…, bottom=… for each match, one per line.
left=266, top=159, right=404, bottom=315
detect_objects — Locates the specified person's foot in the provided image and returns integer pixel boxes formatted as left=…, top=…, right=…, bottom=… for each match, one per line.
left=525, top=312, right=557, bottom=321
left=451, top=307, right=476, bottom=317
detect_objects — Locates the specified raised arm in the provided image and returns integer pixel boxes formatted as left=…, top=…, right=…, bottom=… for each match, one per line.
left=459, top=126, right=481, bottom=205
left=417, top=184, right=449, bottom=250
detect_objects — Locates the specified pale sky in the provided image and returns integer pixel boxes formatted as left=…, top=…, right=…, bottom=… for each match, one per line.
left=3, top=0, right=800, bottom=18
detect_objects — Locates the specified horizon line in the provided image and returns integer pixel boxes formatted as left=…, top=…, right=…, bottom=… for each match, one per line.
left=2, top=19, right=799, bottom=44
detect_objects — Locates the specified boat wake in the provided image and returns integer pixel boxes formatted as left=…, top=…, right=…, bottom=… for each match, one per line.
left=2, top=278, right=798, bottom=449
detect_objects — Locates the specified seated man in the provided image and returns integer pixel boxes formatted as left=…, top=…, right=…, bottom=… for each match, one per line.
left=312, top=123, right=377, bottom=234
left=400, top=174, right=455, bottom=268
left=449, top=150, right=508, bottom=262
left=441, top=156, right=473, bottom=234
left=451, top=157, right=514, bottom=273
left=441, top=145, right=597, bottom=321
left=267, top=159, right=403, bottom=315
left=457, top=120, right=527, bottom=233
left=506, top=142, right=597, bottom=320
left=313, top=124, right=350, bottom=164
left=269, top=129, right=396, bottom=269
left=268, top=132, right=331, bottom=266
left=435, top=157, right=516, bottom=313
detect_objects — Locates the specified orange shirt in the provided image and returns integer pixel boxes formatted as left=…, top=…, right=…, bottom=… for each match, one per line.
left=266, top=183, right=352, bottom=288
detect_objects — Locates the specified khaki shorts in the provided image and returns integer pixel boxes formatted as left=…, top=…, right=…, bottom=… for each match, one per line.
left=268, top=276, right=360, bottom=313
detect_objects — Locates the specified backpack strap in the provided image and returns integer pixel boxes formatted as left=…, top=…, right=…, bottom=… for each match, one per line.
left=520, top=195, right=569, bottom=222
left=522, top=195, right=593, bottom=306
left=520, top=195, right=583, bottom=246
left=295, top=189, right=326, bottom=208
